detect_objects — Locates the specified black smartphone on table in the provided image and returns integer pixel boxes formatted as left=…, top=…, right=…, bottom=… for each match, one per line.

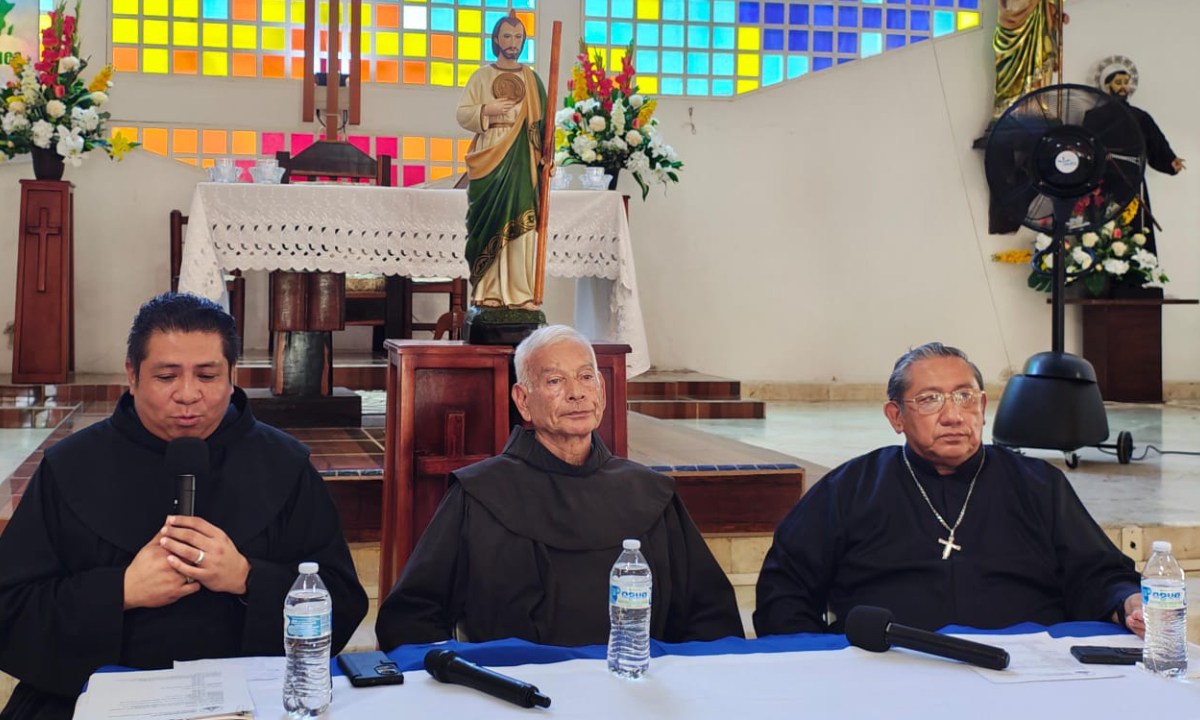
left=1070, top=645, right=1142, bottom=665
left=337, top=651, right=405, bottom=687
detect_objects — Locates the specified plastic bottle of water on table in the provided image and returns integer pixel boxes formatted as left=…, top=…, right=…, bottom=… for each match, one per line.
left=608, top=538, right=652, bottom=679
left=283, top=561, right=333, bottom=716
left=1141, top=540, right=1188, bottom=678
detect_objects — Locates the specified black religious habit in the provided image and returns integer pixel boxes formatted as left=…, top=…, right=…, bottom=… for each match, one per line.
left=0, top=389, right=368, bottom=720
left=376, top=427, right=744, bottom=650
left=754, top=445, right=1138, bottom=637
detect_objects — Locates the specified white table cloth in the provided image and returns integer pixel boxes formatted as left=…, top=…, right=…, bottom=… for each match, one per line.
left=245, top=631, right=1197, bottom=719
left=177, top=184, right=650, bottom=375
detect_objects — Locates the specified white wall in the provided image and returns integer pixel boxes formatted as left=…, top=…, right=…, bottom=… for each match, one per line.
left=2, top=0, right=1196, bottom=385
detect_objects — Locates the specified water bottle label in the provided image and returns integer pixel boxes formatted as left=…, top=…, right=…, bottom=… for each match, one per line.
left=1142, top=584, right=1187, bottom=610
left=285, top=611, right=332, bottom=639
left=610, top=581, right=651, bottom=610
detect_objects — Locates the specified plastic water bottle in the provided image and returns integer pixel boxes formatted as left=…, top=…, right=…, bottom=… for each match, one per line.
left=607, top=539, right=652, bottom=679
left=1141, top=540, right=1188, bottom=678
left=283, top=561, right=333, bottom=716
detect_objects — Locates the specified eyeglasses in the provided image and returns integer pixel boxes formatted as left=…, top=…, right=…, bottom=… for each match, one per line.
left=902, top=389, right=984, bottom=415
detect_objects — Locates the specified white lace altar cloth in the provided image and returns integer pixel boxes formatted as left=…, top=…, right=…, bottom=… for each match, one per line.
left=177, top=184, right=650, bottom=375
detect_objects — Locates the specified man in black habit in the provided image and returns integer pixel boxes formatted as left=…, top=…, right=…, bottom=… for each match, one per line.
left=0, top=293, right=367, bottom=720
left=376, top=325, right=743, bottom=649
left=754, top=343, right=1143, bottom=638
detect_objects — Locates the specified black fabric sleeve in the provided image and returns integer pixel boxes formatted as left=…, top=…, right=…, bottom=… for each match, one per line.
left=1139, top=110, right=1180, bottom=176
left=753, top=475, right=842, bottom=636
left=662, top=496, right=745, bottom=642
left=0, top=463, right=127, bottom=698
left=1049, top=468, right=1140, bottom=625
left=239, top=463, right=368, bottom=656
left=375, top=484, right=468, bottom=650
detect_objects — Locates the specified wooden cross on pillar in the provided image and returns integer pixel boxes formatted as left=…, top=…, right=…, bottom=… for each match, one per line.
left=28, top=206, right=60, bottom=293
left=414, top=411, right=493, bottom=481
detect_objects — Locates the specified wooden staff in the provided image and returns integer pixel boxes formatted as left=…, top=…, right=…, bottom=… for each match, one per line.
left=533, top=21, right=563, bottom=305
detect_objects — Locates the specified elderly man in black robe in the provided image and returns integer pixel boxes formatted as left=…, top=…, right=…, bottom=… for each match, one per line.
left=754, top=342, right=1143, bottom=638
left=376, top=325, right=743, bottom=649
left=0, top=293, right=368, bottom=720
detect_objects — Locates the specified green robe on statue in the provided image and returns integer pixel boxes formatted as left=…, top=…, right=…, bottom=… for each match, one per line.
left=456, top=64, right=547, bottom=308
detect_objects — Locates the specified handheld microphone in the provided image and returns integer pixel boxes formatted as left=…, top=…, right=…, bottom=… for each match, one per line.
left=424, top=649, right=551, bottom=709
left=845, top=605, right=1010, bottom=671
left=165, top=437, right=208, bottom=517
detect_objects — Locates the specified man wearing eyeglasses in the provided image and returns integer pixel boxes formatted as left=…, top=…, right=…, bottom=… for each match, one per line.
left=753, top=342, right=1142, bottom=637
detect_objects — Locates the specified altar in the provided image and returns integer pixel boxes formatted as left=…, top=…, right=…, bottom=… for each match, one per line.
left=176, top=184, right=651, bottom=375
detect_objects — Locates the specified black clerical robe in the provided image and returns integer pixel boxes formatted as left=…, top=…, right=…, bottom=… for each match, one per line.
left=754, top=445, right=1139, bottom=637
left=376, top=428, right=743, bottom=650
left=0, top=389, right=368, bottom=720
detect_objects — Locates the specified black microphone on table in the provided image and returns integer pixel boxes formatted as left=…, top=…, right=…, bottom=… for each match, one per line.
left=424, top=649, right=551, bottom=709
left=845, top=605, right=1010, bottom=671
left=165, top=437, right=208, bottom=517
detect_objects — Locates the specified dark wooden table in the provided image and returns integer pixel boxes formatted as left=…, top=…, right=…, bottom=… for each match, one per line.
left=1064, top=297, right=1198, bottom=402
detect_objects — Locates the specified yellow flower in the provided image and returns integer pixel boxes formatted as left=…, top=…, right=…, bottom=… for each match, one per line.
left=992, top=249, right=1033, bottom=265
left=636, top=99, right=656, bottom=126
left=554, top=128, right=567, bottom=147
left=10, top=54, right=26, bottom=74
left=1118, top=198, right=1139, bottom=226
left=571, top=65, right=588, bottom=102
left=109, top=131, right=135, bottom=160
left=88, top=65, right=114, bottom=93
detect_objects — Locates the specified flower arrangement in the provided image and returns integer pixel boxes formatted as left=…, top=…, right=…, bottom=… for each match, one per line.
left=0, top=0, right=136, bottom=167
left=554, top=42, right=682, bottom=199
left=992, top=194, right=1168, bottom=296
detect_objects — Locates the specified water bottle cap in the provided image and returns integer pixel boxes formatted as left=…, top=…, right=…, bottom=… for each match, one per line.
left=622, top=539, right=641, bottom=550
left=1152, top=540, right=1172, bottom=553
left=298, top=561, right=319, bottom=574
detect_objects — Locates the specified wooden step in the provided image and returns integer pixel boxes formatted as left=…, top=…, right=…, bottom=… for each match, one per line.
left=628, top=399, right=766, bottom=420
left=629, top=372, right=742, bottom=401
left=628, top=370, right=766, bottom=419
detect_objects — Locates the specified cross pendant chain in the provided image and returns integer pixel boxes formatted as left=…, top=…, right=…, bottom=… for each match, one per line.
left=938, top=534, right=962, bottom=560
left=903, top=448, right=985, bottom=561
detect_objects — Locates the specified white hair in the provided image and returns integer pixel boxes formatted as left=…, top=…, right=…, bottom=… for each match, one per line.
left=513, top=325, right=598, bottom=387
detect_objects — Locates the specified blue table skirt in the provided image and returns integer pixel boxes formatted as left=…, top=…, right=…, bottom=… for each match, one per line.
left=367, top=621, right=1131, bottom=675
left=94, top=621, right=1130, bottom=680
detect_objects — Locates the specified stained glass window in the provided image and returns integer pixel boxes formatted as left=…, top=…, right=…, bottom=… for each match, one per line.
left=109, top=0, right=536, bottom=85
left=583, top=0, right=981, bottom=96
left=110, top=125, right=471, bottom=186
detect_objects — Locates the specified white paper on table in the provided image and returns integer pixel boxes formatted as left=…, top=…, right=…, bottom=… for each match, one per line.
left=74, top=666, right=254, bottom=719
left=175, top=656, right=286, bottom=685
left=962, top=633, right=1131, bottom=684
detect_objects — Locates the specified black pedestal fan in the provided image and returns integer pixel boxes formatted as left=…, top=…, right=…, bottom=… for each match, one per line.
left=984, top=83, right=1145, bottom=467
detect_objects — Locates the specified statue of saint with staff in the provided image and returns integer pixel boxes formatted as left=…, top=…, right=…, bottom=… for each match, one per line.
left=456, top=12, right=562, bottom=344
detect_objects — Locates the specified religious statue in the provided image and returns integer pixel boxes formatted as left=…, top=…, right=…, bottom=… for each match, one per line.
left=991, top=0, right=1067, bottom=118
left=455, top=12, right=548, bottom=343
left=1082, top=57, right=1185, bottom=258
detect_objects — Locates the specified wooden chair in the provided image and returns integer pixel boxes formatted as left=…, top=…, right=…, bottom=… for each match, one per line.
left=276, top=146, right=468, bottom=348
left=169, top=209, right=246, bottom=353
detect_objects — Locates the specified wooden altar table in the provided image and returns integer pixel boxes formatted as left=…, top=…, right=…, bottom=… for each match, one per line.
left=175, top=184, right=651, bottom=376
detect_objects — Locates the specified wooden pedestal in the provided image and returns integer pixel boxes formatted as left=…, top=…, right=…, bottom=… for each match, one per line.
left=13, top=180, right=74, bottom=383
left=378, top=340, right=630, bottom=597
left=1069, top=298, right=1198, bottom=403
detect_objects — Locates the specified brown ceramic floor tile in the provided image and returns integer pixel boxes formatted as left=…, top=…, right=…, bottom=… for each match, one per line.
left=305, top=439, right=384, bottom=454
left=282, top=427, right=373, bottom=442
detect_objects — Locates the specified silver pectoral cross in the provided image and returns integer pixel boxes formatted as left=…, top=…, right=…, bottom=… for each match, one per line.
left=938, top=534, right=961, bottom=560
